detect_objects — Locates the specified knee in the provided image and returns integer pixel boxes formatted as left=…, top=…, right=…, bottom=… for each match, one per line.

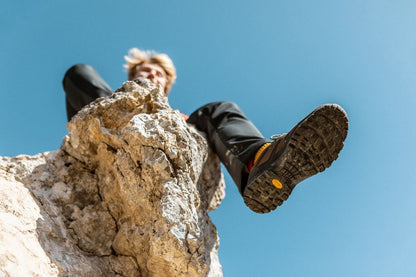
left=63, top=64, right=92, bottom=82
left=217, top=101, right=240, bottom=110
left=188, top=101, right=243, bottom=126
left=191, top=101, right=242, bottom=120
left=202, top=101, right=240, bottom=110
left=208, top=101, right=242, bottom=114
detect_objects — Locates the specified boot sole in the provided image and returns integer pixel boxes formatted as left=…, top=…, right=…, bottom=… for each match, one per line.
left=243, top=104, right=349, bottom=213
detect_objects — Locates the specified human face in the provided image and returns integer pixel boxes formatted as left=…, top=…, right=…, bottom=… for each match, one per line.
left=131, top=62, right=168, bottom=93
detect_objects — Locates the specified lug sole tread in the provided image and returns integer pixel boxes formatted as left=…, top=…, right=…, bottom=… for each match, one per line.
left=243, top=104, right=348, bottom=213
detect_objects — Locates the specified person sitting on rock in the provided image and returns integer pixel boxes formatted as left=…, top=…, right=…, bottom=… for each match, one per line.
left=62, top=48, right=349, bottom=214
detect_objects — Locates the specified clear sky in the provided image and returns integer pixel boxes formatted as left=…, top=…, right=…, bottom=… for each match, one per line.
left=1, top=1, right=415, bottom=276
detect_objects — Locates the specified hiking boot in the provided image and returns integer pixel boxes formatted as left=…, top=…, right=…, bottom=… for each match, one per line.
left=243, top=104, right=349, bottom=213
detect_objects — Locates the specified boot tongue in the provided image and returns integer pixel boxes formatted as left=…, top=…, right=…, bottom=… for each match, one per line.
left=253, top=143, right=271, bottom=166
left=247, top=134, right=287, bottom=172
left=247, top=142, right=271, bottom=173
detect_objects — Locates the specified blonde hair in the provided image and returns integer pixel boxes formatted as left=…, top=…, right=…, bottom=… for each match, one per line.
left=124, top=48, right=177, bottom=94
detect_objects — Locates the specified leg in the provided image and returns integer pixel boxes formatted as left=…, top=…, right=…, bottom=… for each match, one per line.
left=189, top=102, right=349, bottom=214
left=62, top=64, right=112, bottom=121
left=188, top=101, right=269, bottom=193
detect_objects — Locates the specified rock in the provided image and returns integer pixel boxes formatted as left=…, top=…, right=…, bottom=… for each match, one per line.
left=0, top=78, right=225, bottom=277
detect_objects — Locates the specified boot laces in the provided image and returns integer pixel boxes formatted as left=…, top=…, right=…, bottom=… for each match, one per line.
left=270, top=133, right=286, bottom=140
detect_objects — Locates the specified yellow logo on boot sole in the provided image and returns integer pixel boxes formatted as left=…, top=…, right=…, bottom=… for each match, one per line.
left=272, top=179, right=283, bottom=189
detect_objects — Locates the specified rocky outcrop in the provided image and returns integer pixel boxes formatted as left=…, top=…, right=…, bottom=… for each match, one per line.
left=0, top=78, right=225, bottom=277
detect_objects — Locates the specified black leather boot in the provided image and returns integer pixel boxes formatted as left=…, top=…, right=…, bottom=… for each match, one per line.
left=243, top=104, right=349, bottom=213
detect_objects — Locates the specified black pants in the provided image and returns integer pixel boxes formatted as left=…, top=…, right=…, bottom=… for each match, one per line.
left=63, top=64, right=268, bottom=193
left=63, top=64, right=112, bottom=121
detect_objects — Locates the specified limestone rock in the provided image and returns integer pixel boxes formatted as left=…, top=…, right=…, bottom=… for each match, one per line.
left=0, top=78, right=225, bottom=277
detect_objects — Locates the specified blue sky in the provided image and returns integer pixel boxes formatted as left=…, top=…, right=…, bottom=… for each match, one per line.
left=1, top=1, right=415, bottom=276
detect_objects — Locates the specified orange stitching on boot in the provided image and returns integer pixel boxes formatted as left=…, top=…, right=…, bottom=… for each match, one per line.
left=253, top=143, right=271, bottom=165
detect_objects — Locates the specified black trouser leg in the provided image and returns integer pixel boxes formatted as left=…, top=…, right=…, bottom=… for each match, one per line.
left=62, top=64, right=112, bottom=121
left=188, top=101, right=269, bottom=194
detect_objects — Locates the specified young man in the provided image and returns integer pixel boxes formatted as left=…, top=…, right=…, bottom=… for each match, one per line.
left=63, top=48, right=348, bottom=214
